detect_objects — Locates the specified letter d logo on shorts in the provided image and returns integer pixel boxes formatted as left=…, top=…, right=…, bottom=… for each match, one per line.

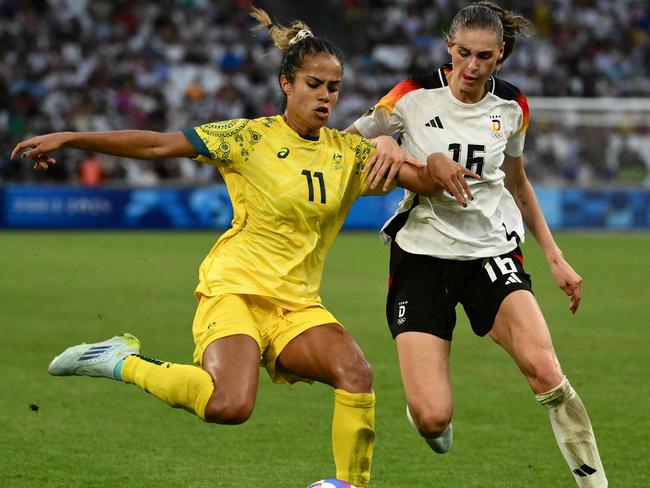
left=397, top=300, right=408, bottom=325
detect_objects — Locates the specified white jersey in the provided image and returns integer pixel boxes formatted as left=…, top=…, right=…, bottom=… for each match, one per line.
left=354, top=64, right=531, bottom=260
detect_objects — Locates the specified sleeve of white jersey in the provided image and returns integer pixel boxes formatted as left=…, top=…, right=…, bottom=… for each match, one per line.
left=504, top=93, right=530, bottom=157
left=353, top=103, right=404, bottom=139
left=353, top=79, right=422, bottom=138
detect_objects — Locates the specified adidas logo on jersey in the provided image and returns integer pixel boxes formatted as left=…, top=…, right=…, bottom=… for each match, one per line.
left=425, top=116, right=444, bottom=129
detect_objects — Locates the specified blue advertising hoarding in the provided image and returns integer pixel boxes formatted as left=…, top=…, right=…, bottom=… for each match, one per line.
left=0, top=185, right=648, bottom=230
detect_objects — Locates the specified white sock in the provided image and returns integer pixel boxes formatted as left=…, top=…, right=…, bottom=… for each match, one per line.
left=406, top=405, right=453, bottom=454
left=536, top=377, right=607, bottom=487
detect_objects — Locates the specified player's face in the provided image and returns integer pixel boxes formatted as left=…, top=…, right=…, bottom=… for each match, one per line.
left=281, top=52, right=342, bottom=136
left=447, top=29, right=504, bottom=102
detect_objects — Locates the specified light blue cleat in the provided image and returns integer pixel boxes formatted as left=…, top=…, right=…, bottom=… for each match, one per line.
left=48, top=333, right=141, bottom=380
left=407, top=405, right=453, bottom=454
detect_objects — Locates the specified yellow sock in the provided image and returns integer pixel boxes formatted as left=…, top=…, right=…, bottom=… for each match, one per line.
left=122, top=355, right=214, bottom=421
left=332, top=389, right=375, bottom=488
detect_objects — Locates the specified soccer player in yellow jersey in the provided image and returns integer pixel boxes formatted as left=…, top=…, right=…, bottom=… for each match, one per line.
left=184, top=115, right=378, bottom=310
left=12, top=8, right=476, bottom=488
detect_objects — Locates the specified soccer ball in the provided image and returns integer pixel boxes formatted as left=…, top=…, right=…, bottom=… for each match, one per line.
left=307, top=480, right=357, bottom=488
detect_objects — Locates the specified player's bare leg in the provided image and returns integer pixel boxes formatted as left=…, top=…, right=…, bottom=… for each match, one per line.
left=490, top=290, right=607, bottom=487
left=121, top=334, right=260, bottom=423
left=396, top=331, right=453, bottom=453
left=201, top=335, right=261, bottom=424
left=278, top=323, right=373, bottom=392
left=278, top=323, right=374, bottom=488
left=48, top=333, right=259, bottom=424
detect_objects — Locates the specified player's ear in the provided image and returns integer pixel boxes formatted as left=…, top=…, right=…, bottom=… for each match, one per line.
left=279, top=74, right=292, bottom=96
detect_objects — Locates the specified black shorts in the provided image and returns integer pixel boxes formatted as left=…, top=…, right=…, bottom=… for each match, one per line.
left=386, top=241, right=533, bottom=341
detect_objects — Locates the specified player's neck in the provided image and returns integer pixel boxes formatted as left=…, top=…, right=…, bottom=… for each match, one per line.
left=282, top=113, right=321, bottom=140
left=446, top=70, right=487, bottom=104
left=449, top=81, right=487, bottom=104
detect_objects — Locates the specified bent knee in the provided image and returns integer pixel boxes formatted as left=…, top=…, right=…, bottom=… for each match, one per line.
left=520, top=361, right=563, bottom=394
left=204, top=395, right=255, bottom=425
left=409, top=404, right=452, bottom=438
left=333, top=359, right=374, bottom=393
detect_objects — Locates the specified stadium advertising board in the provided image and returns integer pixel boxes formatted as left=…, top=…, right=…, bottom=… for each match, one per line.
left=0, top=185, right=648, bottom=229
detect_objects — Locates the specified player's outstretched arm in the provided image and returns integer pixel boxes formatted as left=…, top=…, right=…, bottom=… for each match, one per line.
left=502, top=154, right=583, bottom=313
left=344, top=124, right=424, bottom=192
left=11, top=131, right=197, bottom=169
left=365, top=135, right=424, bottom=192
left=397, top=152, right=480, bottom=206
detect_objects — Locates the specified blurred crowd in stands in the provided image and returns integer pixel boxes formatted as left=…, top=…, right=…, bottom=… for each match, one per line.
left=1, top=0, right=649, bottom=187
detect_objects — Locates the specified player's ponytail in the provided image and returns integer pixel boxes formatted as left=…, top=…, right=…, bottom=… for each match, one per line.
left=478, top=1, right=534, bottom=65
left=446, top=1, right=534, bottom=66
left=250, top=7, right=343, bottom=111
left=250, top=7, right=312, bottom=52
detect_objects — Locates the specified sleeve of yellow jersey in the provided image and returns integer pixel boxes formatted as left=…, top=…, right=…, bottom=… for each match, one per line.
left=182, top=118, right=251, bottom=167
left=354, top=136, right=398, bottom=197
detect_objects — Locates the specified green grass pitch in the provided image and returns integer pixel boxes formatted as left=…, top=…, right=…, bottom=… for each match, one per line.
left=1, top=231, right=648, bottom=487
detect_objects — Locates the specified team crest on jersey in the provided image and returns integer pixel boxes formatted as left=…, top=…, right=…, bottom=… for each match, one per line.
left=489, top=114, right=503, bottom=139
left=333, top=152, right=343, bottom=170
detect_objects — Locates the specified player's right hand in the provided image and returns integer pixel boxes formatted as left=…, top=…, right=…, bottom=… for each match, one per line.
left=367, top=135, right=425, bottom=192
left=426, top=152, right=480, bottom=206
left=11, top=132, right=70, bottom=169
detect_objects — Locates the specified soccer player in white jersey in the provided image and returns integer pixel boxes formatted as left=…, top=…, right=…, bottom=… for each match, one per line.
left=347, top=2, right=607, bottom=486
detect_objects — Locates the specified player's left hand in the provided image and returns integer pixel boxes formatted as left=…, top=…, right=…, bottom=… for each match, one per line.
left=367, top=135, right=424, bottom=191
left=549, top=257, right=583, bottom=314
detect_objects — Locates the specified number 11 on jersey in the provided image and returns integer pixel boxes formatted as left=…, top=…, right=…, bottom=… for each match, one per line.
left=302, top=170, right=327, bottom=203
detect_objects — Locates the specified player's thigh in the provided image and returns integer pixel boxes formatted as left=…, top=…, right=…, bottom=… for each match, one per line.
left=277, top=322, right=372, bottom=393
left=192, top=294, right=263, bottom=399
left=202, top=334, right=261, bottom=401
left=490, top=290, right=563, bottom=392
left=396, top=331, right=452, bottom=416
left=192, top=294, right=263, bottom=365
left=387, top=242, right=457, bottom=341
left=461, top=246, right=533, bottom=337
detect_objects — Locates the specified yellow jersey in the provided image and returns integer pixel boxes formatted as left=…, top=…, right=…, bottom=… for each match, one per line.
left=183, top=115, right=378, bottom=309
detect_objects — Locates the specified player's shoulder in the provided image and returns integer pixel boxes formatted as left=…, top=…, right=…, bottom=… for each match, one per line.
left=325, top=128, right=376, bottom=166
left=409, top=64, right=451, bottom=91
left=390, top=65, right=450, bottom=97
left=490, top=76, right=528, bottom=114
left=326, top=126, right=375, bottom=149
left=198, top=116, right=280, bottom=135
left=490, top=76, right=526, bottom=102
left=373, top=65, right=449, bottom=114
left=250, top=115, right=283, bottom=128
left=372, top=78, right=423, bottom=114
left=196, top=118, right=250, bottom=135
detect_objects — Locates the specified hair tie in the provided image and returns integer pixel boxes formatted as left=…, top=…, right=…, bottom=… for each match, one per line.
left=289, top=29, right=313, bottom=45
left=267, top=23, right=273, bottom=31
